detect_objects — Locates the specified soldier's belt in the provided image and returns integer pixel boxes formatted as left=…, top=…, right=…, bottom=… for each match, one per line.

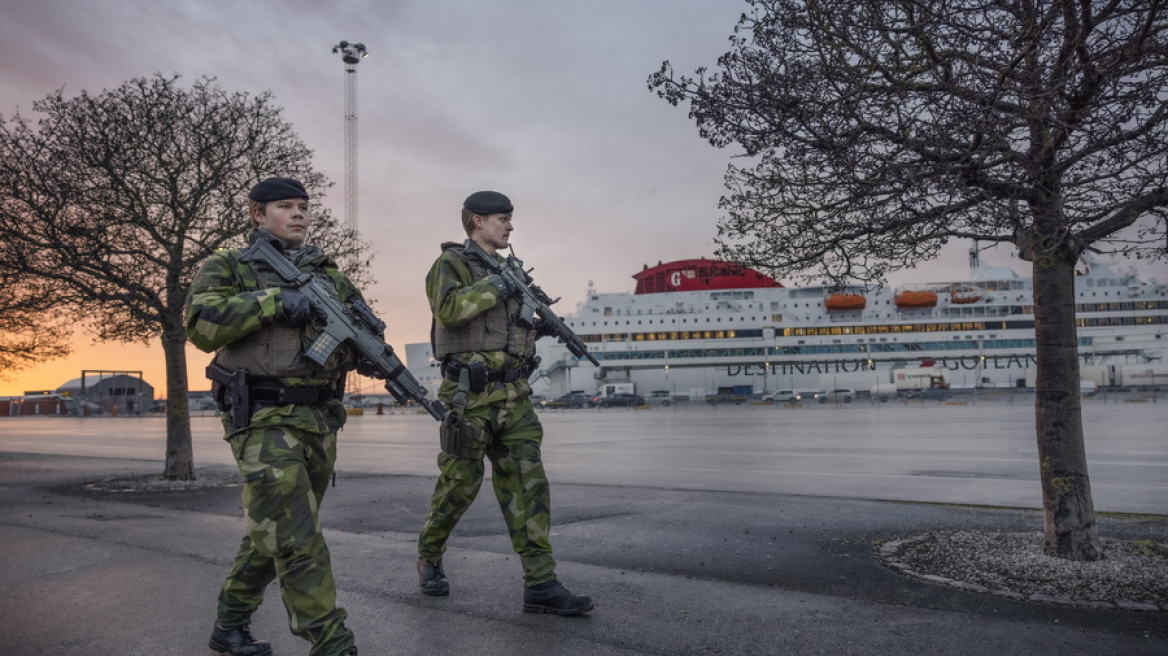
left=441, top=361, right=532, bottom=391
left=248, top=380, right=337, bottom=406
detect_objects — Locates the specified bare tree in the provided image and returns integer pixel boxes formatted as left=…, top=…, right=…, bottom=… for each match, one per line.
left=0, top=74, right=370, bottom=479
left=649, top=0, right=1168, bottom=560
left=0, top=241, right=72, bottom=379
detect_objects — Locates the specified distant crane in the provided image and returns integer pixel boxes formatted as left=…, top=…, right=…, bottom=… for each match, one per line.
left=331, top=40, right=368, bottom=241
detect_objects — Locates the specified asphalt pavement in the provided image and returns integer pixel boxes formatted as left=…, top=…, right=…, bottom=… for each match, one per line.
left=1, top=451, right=1165, bottom=655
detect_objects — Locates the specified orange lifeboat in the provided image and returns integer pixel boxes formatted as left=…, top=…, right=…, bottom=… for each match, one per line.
left=949, top=288, right=982, bottom=304
left=895, top=290, right=938, bottom=309
left=825, top=293, right=866, bottom=311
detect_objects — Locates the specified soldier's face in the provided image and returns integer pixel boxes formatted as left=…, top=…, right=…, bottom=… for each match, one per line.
left=254, top=198, right=310, bottom=246
left=474, top=213, right=513, bottom=253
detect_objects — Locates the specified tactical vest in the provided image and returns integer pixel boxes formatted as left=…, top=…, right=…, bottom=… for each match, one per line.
left=213, top=249, right=350, bottom=379
left=432, top=243, right=537, bottom=361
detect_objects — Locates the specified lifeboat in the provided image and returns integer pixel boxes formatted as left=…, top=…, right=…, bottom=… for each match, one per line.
left=895, top=290, right=938, bottom=309
left=825, top=293, right=866, bottom=311
left=949, top=288, right=983, bottom=304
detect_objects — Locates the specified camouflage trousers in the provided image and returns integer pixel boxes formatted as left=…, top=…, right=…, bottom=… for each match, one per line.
left=417, top=398, right=557, bottom=586
left=218, top=423, right=356, bottom=656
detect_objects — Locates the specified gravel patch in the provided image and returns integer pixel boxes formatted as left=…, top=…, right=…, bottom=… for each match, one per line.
left=82, top=466, right=243, bottom=492
left=877, top=530, right=1168, bottom=611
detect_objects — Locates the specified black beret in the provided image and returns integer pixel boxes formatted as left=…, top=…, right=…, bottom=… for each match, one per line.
left=248, top=177, right=309, bottom=202
left=463, top=190, right=513, bottom=215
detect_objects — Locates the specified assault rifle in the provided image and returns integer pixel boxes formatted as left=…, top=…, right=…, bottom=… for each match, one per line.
left=462, top=239, right=600, bottom=366
left=240, top=230, right=449, bottom=422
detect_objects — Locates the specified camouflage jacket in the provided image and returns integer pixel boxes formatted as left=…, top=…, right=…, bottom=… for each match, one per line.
left=427, top=243, right=535, bottom=409
left=185, top=230, right=365, bottom=435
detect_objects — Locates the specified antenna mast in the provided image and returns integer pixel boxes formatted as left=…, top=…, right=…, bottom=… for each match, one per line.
left=331, top=40, right=368, bottom=241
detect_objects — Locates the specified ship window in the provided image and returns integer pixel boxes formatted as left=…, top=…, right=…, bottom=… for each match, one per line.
left=604, top=307, right=612, bottom=316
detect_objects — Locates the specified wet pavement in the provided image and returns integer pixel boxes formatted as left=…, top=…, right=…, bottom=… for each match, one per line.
left=2, top=398, right=1165, bottom=512
left=1, top=448, right=1165, bottom=655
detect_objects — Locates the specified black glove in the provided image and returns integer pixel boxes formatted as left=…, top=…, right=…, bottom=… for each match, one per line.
left=280, top=289, right=324, bottom=327
left=485, top=273, right=521, bottom=298
left=533, top=317, right=560, bottom=338
left=356, top=356, right=387, bottom=379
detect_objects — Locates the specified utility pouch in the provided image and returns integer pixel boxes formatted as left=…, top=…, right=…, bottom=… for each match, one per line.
left=440, top=415, right=485, bottom=458
left=467, top=361, right=489, bottom=393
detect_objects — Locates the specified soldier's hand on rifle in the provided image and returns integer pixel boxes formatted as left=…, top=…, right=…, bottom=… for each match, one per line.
left=485, top=273, right=521, bottom=299
left=533, top=317, right=559, bottom=338
left=356, top=357, right=388, bottom=379
left=279, top=289, right=326, bottom=327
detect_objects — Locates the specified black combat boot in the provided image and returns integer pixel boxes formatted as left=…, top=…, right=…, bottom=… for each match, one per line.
left=523, top=579, right=594, bottom=615
left=208, top=621, right=272, bottom=656
left=417, top=557, right=449, bottom=596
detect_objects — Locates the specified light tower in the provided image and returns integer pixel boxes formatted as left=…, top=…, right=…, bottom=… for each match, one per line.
left=331, top=40, right=368, bottom=240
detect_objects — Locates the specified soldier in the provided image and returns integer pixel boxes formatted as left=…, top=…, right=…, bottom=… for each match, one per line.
left=186, top=177, right=361, bottom=656
left=415, top=190, right=593, bottom=615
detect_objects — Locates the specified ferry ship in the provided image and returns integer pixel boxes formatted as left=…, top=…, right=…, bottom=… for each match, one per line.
left=510, top=248, right=1168, bottom=399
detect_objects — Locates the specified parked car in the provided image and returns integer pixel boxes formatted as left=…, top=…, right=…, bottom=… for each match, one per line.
left=540, top=393, right=591, bottom=409
left=592, top=393, right=645, bottom=408
left=645, top=390, right=673, bottom=406
left=816, top=388, right=856, bottom=404
left=903, top=387, right=951, bottom=401
left=762, top=389, right=802, bottom=403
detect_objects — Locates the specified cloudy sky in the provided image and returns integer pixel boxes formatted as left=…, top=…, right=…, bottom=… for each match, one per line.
left=2, top=0, right=1165, bottom=397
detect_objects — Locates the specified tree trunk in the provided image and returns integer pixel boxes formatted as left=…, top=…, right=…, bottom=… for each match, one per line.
left=1031, top=252, right=1103, bottom=560
left=160, top=317, right=195, bottom=480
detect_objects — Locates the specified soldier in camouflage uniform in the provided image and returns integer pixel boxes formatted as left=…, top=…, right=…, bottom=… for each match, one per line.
left=186, top=178, right=361, bottom=656
left=415, top=190, right=593, bottom=615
